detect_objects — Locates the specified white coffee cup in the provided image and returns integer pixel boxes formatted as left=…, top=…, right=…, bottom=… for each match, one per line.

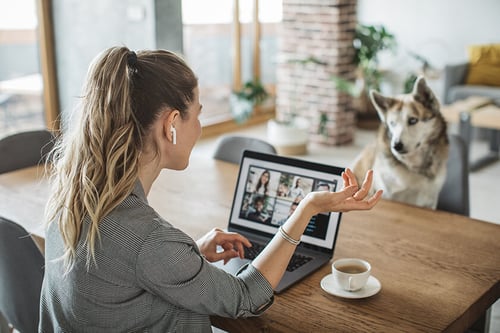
left=332, top=258, right=371, bottom=292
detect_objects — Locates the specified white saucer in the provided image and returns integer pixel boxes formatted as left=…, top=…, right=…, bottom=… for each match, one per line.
left=320, top=274, right=381, bottom=299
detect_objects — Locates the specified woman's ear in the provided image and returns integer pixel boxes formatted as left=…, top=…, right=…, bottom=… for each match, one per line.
left=163, top=110, right=180, bottom=144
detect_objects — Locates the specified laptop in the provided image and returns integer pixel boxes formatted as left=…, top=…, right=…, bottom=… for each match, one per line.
left=212, top=150, right=344, bottom=293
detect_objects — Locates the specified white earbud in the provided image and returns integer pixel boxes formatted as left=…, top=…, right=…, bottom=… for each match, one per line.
left=170, top=126, right=177, bottom=145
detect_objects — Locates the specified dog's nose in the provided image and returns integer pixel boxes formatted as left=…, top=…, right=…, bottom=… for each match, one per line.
left=393, top=142, right=404, bottom=152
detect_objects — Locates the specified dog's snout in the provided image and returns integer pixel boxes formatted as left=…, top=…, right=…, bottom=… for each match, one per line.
left=393, top=142, right=404, bottom=152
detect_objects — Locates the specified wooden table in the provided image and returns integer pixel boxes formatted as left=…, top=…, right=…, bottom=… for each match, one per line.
left=1, top=154, right=499, bottom=333
left=441, top=96, right=500, bottom=171
left=0, top=165, right=48, bottom=251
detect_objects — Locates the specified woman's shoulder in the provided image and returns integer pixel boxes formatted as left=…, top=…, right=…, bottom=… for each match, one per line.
left=110, top=192, right=194, bottom=245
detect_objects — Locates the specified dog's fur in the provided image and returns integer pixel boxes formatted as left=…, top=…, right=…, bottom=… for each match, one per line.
left=351, top=76, right=449, bottom=209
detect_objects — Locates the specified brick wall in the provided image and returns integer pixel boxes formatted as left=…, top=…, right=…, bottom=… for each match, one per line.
left=276, top=0, right=357, bottom=145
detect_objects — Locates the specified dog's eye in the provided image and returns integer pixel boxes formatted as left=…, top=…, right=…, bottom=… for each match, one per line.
left=408, top=117, right=418, bottom=125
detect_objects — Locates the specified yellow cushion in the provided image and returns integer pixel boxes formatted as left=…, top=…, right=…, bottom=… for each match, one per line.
left=465, top=44, right=500, bottom=86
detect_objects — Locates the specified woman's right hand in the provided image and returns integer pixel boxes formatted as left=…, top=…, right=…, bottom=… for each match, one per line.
left=196, top=228, right=252, bottom=264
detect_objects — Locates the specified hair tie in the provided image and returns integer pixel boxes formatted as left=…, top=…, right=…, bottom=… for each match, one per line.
left=127, top=51, right=138, bottom=67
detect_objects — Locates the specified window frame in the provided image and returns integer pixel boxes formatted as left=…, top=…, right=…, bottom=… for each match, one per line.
left=36, top=0, right=60, bottom=133
left=198, top=0, right=276, bottom=138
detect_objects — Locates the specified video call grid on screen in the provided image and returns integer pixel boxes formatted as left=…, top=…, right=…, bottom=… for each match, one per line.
left=229, top=156, right=342, bottom=249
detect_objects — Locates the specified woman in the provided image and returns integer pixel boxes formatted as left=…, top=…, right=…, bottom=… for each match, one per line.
left=288, top=177, right=305, bottom=200
left=254, top=169, right=270, bottom=195
left=40, top=46, right=382, bottom=332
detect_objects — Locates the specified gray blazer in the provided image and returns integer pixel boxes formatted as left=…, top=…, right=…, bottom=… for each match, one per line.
left=39, top=181, right=274, bottom=333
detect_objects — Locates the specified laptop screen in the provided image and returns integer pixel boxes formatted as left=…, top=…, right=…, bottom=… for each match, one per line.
left=228, top=150, right=344, bottom=250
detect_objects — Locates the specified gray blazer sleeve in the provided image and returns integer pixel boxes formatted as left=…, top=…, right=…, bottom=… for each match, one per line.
left=135, top=222, right=274, bottom=318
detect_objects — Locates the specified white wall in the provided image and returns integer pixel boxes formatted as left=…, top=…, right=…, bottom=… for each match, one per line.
left=357, top=0, right=500, bottom=100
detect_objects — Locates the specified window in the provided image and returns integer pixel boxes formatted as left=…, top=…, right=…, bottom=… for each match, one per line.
left=0, top=0, right=59, bottom=138
left=0, top=0, right=45, bottom=138
left=182, top=0, right=282, bottom=129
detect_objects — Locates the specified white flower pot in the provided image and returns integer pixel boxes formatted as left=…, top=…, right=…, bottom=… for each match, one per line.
left=267, top=118, right=309, bottom=155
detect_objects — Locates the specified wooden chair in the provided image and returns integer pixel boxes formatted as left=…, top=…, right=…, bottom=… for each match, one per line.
left=213, top=135, right=277, bottom=164
left=0, top=216, right=45, bottom=333
left=0, top=129, right=55, bottom=174
left=437, top=134, right=470, bottom=216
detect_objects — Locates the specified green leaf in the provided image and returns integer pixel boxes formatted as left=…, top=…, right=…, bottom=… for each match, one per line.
left=233, top=79, right=268, bottom=106
left=330, top=76, right=362, bottom=97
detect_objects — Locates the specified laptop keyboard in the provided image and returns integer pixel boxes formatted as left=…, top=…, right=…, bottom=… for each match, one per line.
left=244, top=241, right=313, bottom=272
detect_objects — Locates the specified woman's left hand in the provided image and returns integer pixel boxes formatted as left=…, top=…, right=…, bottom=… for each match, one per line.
left=196, top=228, right=252, bottom=264
left=300, top=168, right=382, bottom=217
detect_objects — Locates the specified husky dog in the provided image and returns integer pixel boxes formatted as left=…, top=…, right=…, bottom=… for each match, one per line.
left=351, top=76, right=449, bottom=209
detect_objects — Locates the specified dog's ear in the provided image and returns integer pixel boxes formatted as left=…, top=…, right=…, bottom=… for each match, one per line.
left=412, top=76, right=440, bottom=112
left=369, top=89, right=397, bottom=122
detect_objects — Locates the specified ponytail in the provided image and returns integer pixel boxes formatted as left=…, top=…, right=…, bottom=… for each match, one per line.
left=46, top=46, right=198, bottom=271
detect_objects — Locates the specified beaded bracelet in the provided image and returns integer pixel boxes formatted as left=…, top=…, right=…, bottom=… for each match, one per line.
left=278, top=226, right=300, bottom=246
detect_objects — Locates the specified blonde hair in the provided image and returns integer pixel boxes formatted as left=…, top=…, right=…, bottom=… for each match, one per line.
left=45, top=46, right=197, bottom=271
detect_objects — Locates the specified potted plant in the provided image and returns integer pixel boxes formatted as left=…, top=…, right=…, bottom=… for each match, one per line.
left=230, top=79, right=269, bottom=124
left=402, top=51, right=440, bottom=93
left=331, top=24, right=397, bottom=128
left=267, top=115, right=310, bottom=155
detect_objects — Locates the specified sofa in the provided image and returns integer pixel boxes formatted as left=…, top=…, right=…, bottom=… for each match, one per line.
left=441, top=44, right=500, bottom=171
left=443, top=43, right=500, bottom=106
left=443, top=62, right=500, bottom=105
